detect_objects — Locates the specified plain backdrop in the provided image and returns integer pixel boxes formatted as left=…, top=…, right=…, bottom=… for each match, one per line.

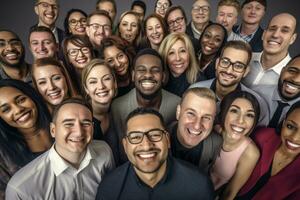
left=1, top=0, right=300, bottom=63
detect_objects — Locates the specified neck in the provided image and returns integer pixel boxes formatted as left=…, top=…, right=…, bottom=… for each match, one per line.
left=134, top=161, right=167, bottom=188
left=216, top=81, right=238, bottom=100
left=55, top=144, right=87, bottom=169
left=240, top=22, right=259, bottom=36
left=92, top=101, right=110, bottom=133
left=200, top=54, right=214, bottom=70
left=193, top=21, right=209, bottom=33
left=136, top=90, right=162, bottom=110
left=117, top=73, right=130, bottom=87
left=222, top=131, right=245, bottom=151
left=261, top=51, right=288, bottom=70
left=38, top=22, right=54, bottom=30
left=2, top=62, right=28, bottom=81
left=151, top=43, right=160, bottom=51
left=23, top=128, right=52, bottom=152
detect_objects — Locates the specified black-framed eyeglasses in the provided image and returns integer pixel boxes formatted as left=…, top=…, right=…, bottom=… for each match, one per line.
left=167, top=17, right=184, bottom=27
left=156, top=2, right=169, bottom=9
left=67, top=47, right=90, bottom=57
left=126, top=128, right=167, bottom=144
left=192, top=6, right=210, bottom=13
left=219, top=57, right=247, bottom=73
left=88, top=23, right=111, bottom=32
left=36, top=2, right=59, bottom=10
left=69, top=18, right=87, bottom=27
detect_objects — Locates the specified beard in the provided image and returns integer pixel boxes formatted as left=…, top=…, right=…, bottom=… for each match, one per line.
left=278, top=79, right=300, bottom=101
left=0, top=50, right=25, bottom=69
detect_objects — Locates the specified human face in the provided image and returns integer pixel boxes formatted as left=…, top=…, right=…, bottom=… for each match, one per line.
left=133, top=54, right=164, bottom=99
left=68, top=12, right=87, bottom=36
left=123, top=114, right=170, bottom=174
left=86, top=15, right=112, bottom=48
left=85, top=65, right=116, bottom=105
left=104, top=46, right=129, bottom=76
left=278, top=57, right=300, bottom=101
left=96, top=1, right=116, bottom=22
left=119, top=14, right=139, bottom=44
left=216, top=47, right=249, bottom=88
left=33, top=64, right=68, bottom=106
left=34, top=0, right=59, bottom=27
left=224, top=98, right=256, bottom=141
left=0, top=31, right=24, bottom=68
left=176, top=93, right=216, bottom=148
left=0, top=87, right=38, bottom=132
left=280, top=108, right=300, bottom=156
left=216, top=5, right=238, bottom=33
left=132, top=5, right=145, bottom=21
left=191, top=0, right=211, bottom=25
left=241, top=1, right=265, bottom=25
left=50, top=103, right=93, bottom=158
left=262, top=13, right=297, bottom=56
left=146, top=17, right=164, bottom=47
left=201, top=25, right=225, bottom=56
left=66, top=42, right=92, bottom=69
left=167, top=9, right=186, bottom=33
left=29, top=31, right=57, bottom=60
left=155, top=0, right=170, bottom=18
left=167, top=39, right=189, bottom=77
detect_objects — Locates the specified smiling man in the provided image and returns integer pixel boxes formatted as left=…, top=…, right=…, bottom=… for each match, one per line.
left=96, top=107, right=214, bottom=200
left=243, top=13, right=297, bottom=88
left=190, top=40, right=269, bottom=126
left=6, top=98, right=114, bottom=199
left=169, top=87, right=222, bottom=173
left=111, top=48, right=181, bottom=164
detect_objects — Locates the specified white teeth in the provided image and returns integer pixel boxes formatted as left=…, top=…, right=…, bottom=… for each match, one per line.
left=231, top=126, right=244, bottom=133
left=173, top=64, right=183, bottom=68
left=188, top=129, right=202, bottom=135
left=5, top=53, right=17, bottom=59
left=287, top=140, right=300, bottom=148
left=76, top=59, right=87, bottom=64
left=286, top=83, right=299, bottom=91
left=69, top=138, right=84, bottom=142
left=96, top=91, right=108, bottom=97
left=45, top=14, right=54, bottom=19
left=17, top=112, right=30, bottom=123
left=268, top=41, right=280, bottom=45
left=205, top=46, right=212, bottom=51
left=139, top=153, right=155, bottom=158
left=141, top=81, right=155, bottom=88
left=48, top=91, right=60, bottom=97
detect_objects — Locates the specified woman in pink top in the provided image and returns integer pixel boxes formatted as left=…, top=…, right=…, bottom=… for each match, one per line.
left=210, top=91, right=260, bottom=200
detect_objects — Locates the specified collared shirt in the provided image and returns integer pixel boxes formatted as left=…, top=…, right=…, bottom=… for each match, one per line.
left=253, top=84, right=300, bottom=124
left=227, top=31, right=247, bottom=42
left=0, top=63, right=32, bottom=84
left=6, top=141, right=114, bottom=200
left=243, top=52, right=291, bottom=88
left=235, top=24, right=258, bottom=43
left=191, top=21, right=202, bottom=39
left=96, top=157, right=214, bottom=200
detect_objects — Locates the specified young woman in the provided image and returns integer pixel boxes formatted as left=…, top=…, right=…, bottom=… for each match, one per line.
left=143, top=13, right=168, bottom=51
left=159, top=32, right=205, bottom=96
left=154, top=0, right=172, bottom=18
left=64, top=9, right=87, bottom=36
left=237, top=101, right=300, bottom=199
left=198, top=23, right=227, bottom=79
left=100, top=36, right=135, bottom=97
left=210, top=91, right=260, bottom=200
left=32, top=57, right=79, bottom=113
left=82, top=58, right=119, bottom=164
left=0, top=79, right=52, bottom=198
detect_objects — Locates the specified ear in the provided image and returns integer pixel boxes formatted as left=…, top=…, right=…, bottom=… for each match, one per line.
left=84, top=85, right=90, bottom=96
left=131, top=70, right=135, bottom=82
left=290, top=33, right=297, bottom=45
left=262, top=30, right=266, bottom=41
left=215, top=57, right=220, bottom=70
left=165, top=131, right=171, bottom=149
left=176, top=104, right=181, bottom=120
left=50, top=122, right=56, bottom=138
left=122, top=138, right=128, bottom=154
left=86, top=26, right=91, bottom=37
left=34, top=5, right=39, bottom=16
left=243, top=65, right=250, bottom=78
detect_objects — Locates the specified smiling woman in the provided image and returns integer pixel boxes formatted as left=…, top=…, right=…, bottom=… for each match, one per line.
left=0, top=79, right=52, bottom=198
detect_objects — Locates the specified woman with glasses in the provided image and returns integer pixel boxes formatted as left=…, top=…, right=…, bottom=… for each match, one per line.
left=64, top=9, right=87, bottom=36
left=62, top=35, right=95, bottom=92
left=159, top=32, right=205, bottom=97
left=100, top=36, right=135, bottom=97
left=237, top=101, right=300, bottom=199
left=155, top=0, right=172, bottom=18
left=0, top=79, right=52, bottom=198
left=81, top=58, right=120, bottom=165
left=198, top=23, right=228, bottom=79
left=210, top=91, right=260, bottom=200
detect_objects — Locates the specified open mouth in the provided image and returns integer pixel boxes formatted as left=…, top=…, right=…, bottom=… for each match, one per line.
left=230, top=125, right=245, bottom=135
left=136, top=149, right=160, bottom=161
left=140, top=80, right=157, bottom=90
left=75, top=27, right=86, bottom=32
left=15, top=111, right=31, bottom=124
left=285, top=139, right=300, bottom=151
left=283, top=81, right=300, bottom=94
left=96, top=91, right=109, bottom=97
left=220, top=72, right=236, bottom=80
left=187, top=128, right=203, bottom=136
left=69, top=137, right=85, bottom=143
left=48, top=90, right=62, bottom=100
left=4, top=52, right=19, bottom=60
left=76, top=57, right=88, bottom=64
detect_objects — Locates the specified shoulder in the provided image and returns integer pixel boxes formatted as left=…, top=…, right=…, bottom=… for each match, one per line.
left=112, top=90, right=133, bottom=107
left=189, top=79, right=214, bottom=89
left=90, top=140, right=113, bottom=158
left=243, top=139, right=260, bottom=161
left=253, top=127, right=277, bottom=144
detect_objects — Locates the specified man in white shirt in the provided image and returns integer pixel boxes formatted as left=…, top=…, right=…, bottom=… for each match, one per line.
left=6, top=98, right=114, bottom=200
left=243, top=13, right=297, bottom=88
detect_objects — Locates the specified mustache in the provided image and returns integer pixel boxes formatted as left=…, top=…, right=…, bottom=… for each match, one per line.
left=134, top=148, right=161, bottom=155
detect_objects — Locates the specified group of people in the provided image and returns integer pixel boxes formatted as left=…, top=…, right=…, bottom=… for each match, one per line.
left=1, top=0, right=300, bottom=199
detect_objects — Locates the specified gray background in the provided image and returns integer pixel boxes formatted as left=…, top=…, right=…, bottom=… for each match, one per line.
left=1, top=0, right=299, bottom=63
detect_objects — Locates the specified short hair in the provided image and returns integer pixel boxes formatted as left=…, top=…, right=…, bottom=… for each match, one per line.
left=181, top=87, right=217, bottom=105
left=52, top=97, right=92, bottom=123
left=165, top=6, right=187, bottom=29
left=96, top=0, right=117, bottom=13
left=217, top=0, right=241, bottom=13
left=131, top=0, right=146, bottom=13
left=63, top=9, right=87, bottom=36
left=87, top=10, right=112, bottom=26
left=29, top=26, right=56, bottom=44
left=32, top=57, right=79, bottom=101
left=220, top=40, right=252, bottom=65
left=159, top=33, right=199, bottom=83
left=133, top=48, right=164, bottom=71
left=125, top=107, right=166, bottom=134
left=219, top=91, right=260, bottom=135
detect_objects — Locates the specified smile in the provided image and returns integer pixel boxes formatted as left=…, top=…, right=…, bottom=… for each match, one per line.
left=15, top=111, right=31, bottom=123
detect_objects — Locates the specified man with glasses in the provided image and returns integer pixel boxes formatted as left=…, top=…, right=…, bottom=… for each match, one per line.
left=96, top=107, right=214, bottom=200
left=190, top=40, right=269, bottom=126
left=86, top=10, right=112, bottom=56
left=187, top=0, right=212, bottom=40
left=155, top=0, right=172, bottom=18
left=0, top=30, right=32, bottom=83
left=33, top=0, right=65, bottom=45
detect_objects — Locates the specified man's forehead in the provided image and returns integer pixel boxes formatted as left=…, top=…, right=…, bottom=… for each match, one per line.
left=37, top=0, right=58, bottom=4
left=135, top=54, right=162, bottom=67
left=0, top=31, right=18, bottom=40
left=287, top=57, right=300, bottom=69
left=269, top=14, right=296, bottom=29
left=56, top=103, right=91, bottom=121
left=182, top=93, right=216, bottom=112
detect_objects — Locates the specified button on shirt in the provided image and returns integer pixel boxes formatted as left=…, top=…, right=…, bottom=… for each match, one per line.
left=243, top=52, right=291, bottom=88
left=6, top=141, right=114, bottom=200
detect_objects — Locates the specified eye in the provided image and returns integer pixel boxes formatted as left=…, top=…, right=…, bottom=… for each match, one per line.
left=202, top=116, right=212, bottom=121
left=106, top=59, right=114, bottom=65
left=179, top=48, right=187, bottom=53
left=30, top=41, right=39, bottom=46
left=0, top=106, right=10, bottom=113
left=186, top=111, right=195, bottom=118
left=286, top=123, right=297, bottom=131
left=64, top=123, right=74, bottom=128
left=246, top=113, right=255, bottom=119
left=229, top=107, right=238, bottom=114
left=16, top=96, right=26, bottom=104
left=88, top=80, right=97, bottom=84
left=82, top=121, right=92, bottom=127
left=37, top=80, right=46, bottom=85
left=151, top=67, right=161, bottom=74
left=52, top=75, right=62, bottom=81
left=168, top=50, right=175, bottom=56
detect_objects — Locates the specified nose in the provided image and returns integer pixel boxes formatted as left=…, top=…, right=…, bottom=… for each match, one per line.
left=237, top=113, right=245, bottom=124
left=140, top=134, right=154, bottom=148
left=175, top=52, right=181, bottom=61
left=12, top=103, right=25, bottom=116
left=77, top=49, right=85, bottom=58
left=127, top=25, right=132, bottom=31
left=98, top=79, right=106, bottom=89
left=114, top=58, right=121, bottom=67
left=193, top=117, right=202, bottom=131
left=153, top=27, right=157, bottom=34
left=39, top=43, right=46, bottom=51
left=48, top=79, right=57, bottom=90
left=271, top=28, right=280, bottom=38
left=98, top=26, right=105, bottom=34
left=73, top=121, right=84, bottom=136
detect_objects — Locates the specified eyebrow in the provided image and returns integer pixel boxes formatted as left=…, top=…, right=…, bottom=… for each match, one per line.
left=62, top=119, right=75, bottom=123
left=231, top=104, right=255, bottom=112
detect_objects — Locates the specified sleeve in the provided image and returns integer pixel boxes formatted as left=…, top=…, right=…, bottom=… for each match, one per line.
left=5, top=184, right=23, bottom=200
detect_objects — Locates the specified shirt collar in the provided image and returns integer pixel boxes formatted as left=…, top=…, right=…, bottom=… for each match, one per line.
left=273, top=86, right=300, bottom=105
left=259, top=52, right=291, bottom=75
left=191, top=22, right=201, bottom=37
